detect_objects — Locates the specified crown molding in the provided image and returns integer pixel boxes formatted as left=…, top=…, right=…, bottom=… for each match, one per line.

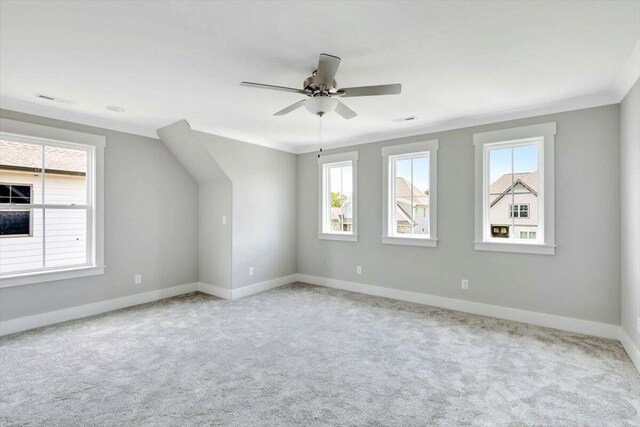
left=612, top=39, right=640, bottom=100
left=293, top=90, right=618, bottom=154
left=3, top=49, right=634, bottom=156
left=0, top=96, right=158, bottom=139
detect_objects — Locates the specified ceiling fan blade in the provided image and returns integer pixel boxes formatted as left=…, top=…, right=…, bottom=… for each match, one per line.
left=338, top=83, right=402, bottom=97
left=316, top=53, right=341, bottom=88
left=273, top=99, right=306, bottom=116
left=241, top=81, right=307, bottom=95
left=334, top=99, right=357, bottom=120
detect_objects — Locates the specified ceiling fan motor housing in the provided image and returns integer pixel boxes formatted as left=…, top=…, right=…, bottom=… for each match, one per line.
left=304, top=75, right=337, bottom=95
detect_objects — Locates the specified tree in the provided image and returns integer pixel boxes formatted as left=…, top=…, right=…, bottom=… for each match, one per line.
left=331, top=192, right=347, bottom=207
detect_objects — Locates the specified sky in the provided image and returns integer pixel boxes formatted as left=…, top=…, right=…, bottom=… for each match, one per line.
left=329, top=165, right=353, bottom=196
left=395, top=156, right=429, bottom=192
left=489, top=145, right=538, bottom=183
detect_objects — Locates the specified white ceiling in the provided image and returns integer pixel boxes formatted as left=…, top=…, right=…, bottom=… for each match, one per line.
left=1, top=1, right=638, bottom=153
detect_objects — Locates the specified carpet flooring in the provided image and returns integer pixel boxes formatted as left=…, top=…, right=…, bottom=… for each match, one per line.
left=1, top=283, right=639, bottom=426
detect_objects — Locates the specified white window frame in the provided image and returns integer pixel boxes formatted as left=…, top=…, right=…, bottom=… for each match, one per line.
left=473, top=122, right=556, bottom=255
left=382, top=140, right=438, bottom=247
left=317, top=151, right=358, bottom=242
left=0, top=118, right=105, bottom=287
left=0, top=183, right=34, bottom=237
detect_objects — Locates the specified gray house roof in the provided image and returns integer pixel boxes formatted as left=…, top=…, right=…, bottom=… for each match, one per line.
left=395, top=177, right=429, bottom=207
left=0, top=140, right=86, bottom=175
left=490, top=172, right=537, bottom=206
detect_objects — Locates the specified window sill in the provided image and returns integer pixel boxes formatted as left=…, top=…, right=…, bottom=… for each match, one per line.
left=318, top=233, right=358, bottom=242
left=0, top=265, right=105, bottom=288
left=473, top=241, right=555, bottom=255
left=382, top=236, right=438, bottom=247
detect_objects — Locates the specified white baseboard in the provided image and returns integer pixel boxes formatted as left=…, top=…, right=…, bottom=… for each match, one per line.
left=619, top=327, right=640, bottom=374
left=0, top=282, right=198, bottom=336
left=196, top=282, right=232, bottom=300
left=231, top=274, right=297, bottom=299
left=197, top=275, right=297, bottom=300
left=296, top=274, right=620, bottom=340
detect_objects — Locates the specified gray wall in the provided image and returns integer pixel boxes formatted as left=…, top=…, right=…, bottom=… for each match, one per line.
left=157, top=121, right=233, bottom=290
left=621, top=79, right=640, bottom=347
left=158, top=120, right=297, bottom=290
left=0, top=109, right=199, bottom=321
left=199, top=182, right=232, bottom=289
left=297, top=104, right=621, bottom=325
left=193, top=128, right=297, bottom=289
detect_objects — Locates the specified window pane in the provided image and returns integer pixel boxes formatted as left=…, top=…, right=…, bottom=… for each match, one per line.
left=393, top=158, right=412, bottom=235
left=513, top=146, right=538, bottom=240
left=44, top=146, right=88, bottom=205
left=412, top=156, right=429, bottom=235
left=326, top=163, right=352, bottom=233
left=489, top=147, right=513, bottom=238
left=0, top=208, right=43, bottom=274
left=10, top=185, right=31, bottom=204
left=0, top=139, right=43, bottom=204
left=44, top=209, right=87, bottom=268
left=0, top=210, right=31, bottom=236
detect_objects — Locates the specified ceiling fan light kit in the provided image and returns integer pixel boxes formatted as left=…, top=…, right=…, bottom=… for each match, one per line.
left=304, top=97, right=337, bottom=116
left=241, top=53, right=402, bottom=119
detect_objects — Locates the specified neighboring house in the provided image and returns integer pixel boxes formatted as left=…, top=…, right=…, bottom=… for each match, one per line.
left=0, top=140, right=87, bottom=274
left=489, top=171, right=538, bottom=239
left=329, top=177, right=430, bottom=234
left=331, top=196, right=353, bottom=232
left=395, top=177, right=429, bottom=234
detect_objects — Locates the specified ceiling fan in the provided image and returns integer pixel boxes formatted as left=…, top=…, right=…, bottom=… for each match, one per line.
left=240, top=53, right=402, bottom=120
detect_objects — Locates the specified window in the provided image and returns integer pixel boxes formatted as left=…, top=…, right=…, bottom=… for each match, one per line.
left=0, top=118, right=105, bottom=287
left=382, top=140, right=438, bottom=247
left=0, top=184, right=33, bottom=237
left=509, top=204, right=529, bottom=218
left=474, top=122, right=556, bottom=255
left=318, top=151, right=358, bottom=241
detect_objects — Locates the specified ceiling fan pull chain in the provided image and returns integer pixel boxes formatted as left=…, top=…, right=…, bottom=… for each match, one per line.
left=317, top=114, right=323, bottom=158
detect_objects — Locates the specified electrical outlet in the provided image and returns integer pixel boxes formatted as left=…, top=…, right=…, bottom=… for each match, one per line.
left=356, top=265, right=362, bottom=275
left=222, top=215, right=227, bottom=225
left=135, top=274, right=142, bottom=285
left=461, top=279, right=469, bottom=290
left=249, top=267, right=254, bottom=276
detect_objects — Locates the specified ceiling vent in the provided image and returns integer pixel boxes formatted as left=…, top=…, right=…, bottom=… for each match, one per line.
left=392, top=116, right=417, bottom=123
left=35, top=93, right=74, bottom=104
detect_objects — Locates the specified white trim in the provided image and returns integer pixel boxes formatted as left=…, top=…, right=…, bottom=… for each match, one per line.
left=230, top=274, right=297, bottom=299
left=382, top=236, right=438, bottom=247
left=0, top=266, right=105, bottom=288
left=619, top=327, right=640, bottom=374
left=196, top=282, right=232, bottom=300
left=472, top=122, right=557, bottom=146
left=0, top=96, right=157, bottom=139
left=612, top=39, right=640, bottom=100
left=196, top=274, right=297, bottom=300
left=0, top=118, right=106, bottom=279
left=474, top=122, right=556, bottom=254
left=382, top=140, right=438, bottom=246
left=473, top=241, right=556, bottom=255
left=318, top=233, right=359, bottom=242
left=317, top=151, right=358, bottom=241
left=296, top=274, right=619, bottom=340
left=0, top=282, right=199, bottom=336
left=2, top=89, right=625, bottom=156
left=294, top=92, right=616, bottom=154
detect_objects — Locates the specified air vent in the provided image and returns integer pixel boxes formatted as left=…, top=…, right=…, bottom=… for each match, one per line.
left=34, top=93, right=74, bottom=104
left=392, top=116, right=417, bottom=123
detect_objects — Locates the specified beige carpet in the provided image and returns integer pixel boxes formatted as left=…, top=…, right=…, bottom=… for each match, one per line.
left=1, top=283, right=639, bottom=426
